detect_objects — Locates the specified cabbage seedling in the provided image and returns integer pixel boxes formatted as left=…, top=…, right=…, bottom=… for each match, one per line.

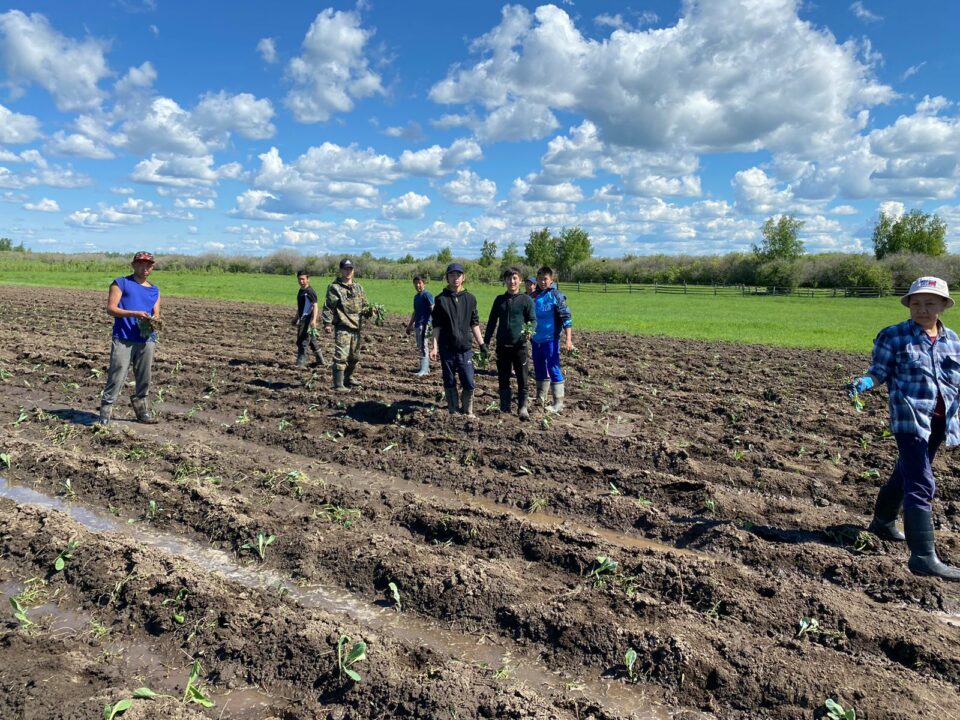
left=183, top=660, right=215, bottom=708
left=527, top=496, right=547, bottom=514
left=388, top=582, right=402, bottom=612
left=54, top=538, right=79, bottom=572
left=824, top=698, right=856, bottom=720
left=241, top=532, right=276, bottom=562
left=796, top=617, right=820, bottom=638
left=10, top=596, right=33, bottom=629
left=624, top=647, right=638, bottom=682
left=12, top=407, right=28, bottom=427
left=586, top=555, right=618, bottom=588
left=162, top=588, right=189, bottom=624
left=337, top=635, right=368, bottom=682
left=0, top=452, right=10, bottom=469
left=474, top=348, right=490, bottom=371
left=519, top=321, right=536, bottom=342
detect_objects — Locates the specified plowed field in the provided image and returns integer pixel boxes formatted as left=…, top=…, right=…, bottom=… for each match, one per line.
left=1, top=284, right=958, bottom=720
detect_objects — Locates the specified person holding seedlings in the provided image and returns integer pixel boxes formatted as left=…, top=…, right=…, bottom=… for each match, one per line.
left=405, top=275, right=434, bottom=376
left=292, top=270, right=325, bottom=368
left=484, top=268, right=537, bottom=419
left=322, top=258, right=372, bottom=392
left=430, top=263, right=486, bottom=416
left=530, top=266, right=574, bottom=413
left=848, top=276, right=960, bottom=580
left=98, top=251, right=161, bottom=425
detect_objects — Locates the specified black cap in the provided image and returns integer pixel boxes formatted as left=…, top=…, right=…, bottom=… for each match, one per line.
left=339, top=258, right=354, bottom=268
left=445, top=262, right=465, bottom=274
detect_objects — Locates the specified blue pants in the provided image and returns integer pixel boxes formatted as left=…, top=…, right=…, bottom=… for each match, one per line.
left=531, top=339, right=563, bottom=382
left=439, top=349, right=475, bottom=391
left=884, top=418, right=946, bottom=512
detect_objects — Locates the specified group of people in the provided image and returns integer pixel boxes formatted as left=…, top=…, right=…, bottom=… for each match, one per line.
left=94, top=252, right=960, bottom=581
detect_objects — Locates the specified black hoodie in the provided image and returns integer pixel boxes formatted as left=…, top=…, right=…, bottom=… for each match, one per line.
left=432, top=287, right=480, bottom=353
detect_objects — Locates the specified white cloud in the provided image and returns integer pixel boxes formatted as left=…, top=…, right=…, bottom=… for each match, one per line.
left=383, top=121, right=425, bottom=141
left=902, top=62, right=926, bottom=81
left=45, top=131, right=115, bottom=159
left=193, top=91, right=276, bottom=140
left=174, top=197, right=215, bottom=210
left=130, top=154, right=231, bottom=188
left=0, top=103, right=41, bottom=143
left=0, top=10, right=110, bottom=111
left=382, top=191, right=431, bottom=220
left=397, top=138, right=482, bottom=176
left=850, top=2, right=882, bottom=23
left=23, top=197, right=60, bottom=212
left=257, top=37, right=278, bottom=64
left=0, top=161, right=93, bottom=189
left=115, top=61, right=157, bottom=95
left=229, top=190, right=288, bottom=220
left=830, top=205, right=859, bottom=216
left=440, top=170, right=497, bottom=206
left=284, top=8, right=384, bottom=123
left=66, top=197, right=159, bottom=230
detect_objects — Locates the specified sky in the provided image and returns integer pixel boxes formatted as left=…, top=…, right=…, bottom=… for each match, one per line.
left=1, top=0, right=960, bottom=260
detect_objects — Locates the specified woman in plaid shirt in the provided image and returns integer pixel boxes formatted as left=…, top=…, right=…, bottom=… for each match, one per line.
left=849, top=276, right=960, bottom=580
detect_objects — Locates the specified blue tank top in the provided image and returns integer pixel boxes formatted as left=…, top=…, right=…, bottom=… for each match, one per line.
left=112, top=276, right=160, bottom=342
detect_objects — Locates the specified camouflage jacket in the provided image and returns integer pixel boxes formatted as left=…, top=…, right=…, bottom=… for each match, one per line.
left=322, top=277, right=368, bottom=331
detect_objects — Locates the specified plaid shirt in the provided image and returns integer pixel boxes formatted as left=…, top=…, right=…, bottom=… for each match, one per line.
left=867, top=319, right=960, bottom=445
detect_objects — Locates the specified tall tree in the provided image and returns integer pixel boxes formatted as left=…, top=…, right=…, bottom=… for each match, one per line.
left=0, top=238, right=12, bottom=251
left=524, top=228, right=557, bottom=268
left=436, top=246, right=453, bottom=264
left=501, top=241, right=522, bottom=267
left=555, top=227, right=592, bottom=277
left=873, top=209, right=947, bottom=259
left=753, top=215, right=805, bottom=260
left=478, top=239, right=498, bottom=267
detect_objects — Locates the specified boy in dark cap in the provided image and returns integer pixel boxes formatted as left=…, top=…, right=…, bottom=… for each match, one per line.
left=322, top=259, right=370, bottom=392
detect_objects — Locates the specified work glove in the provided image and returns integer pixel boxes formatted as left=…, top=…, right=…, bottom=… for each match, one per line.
left=480, top=343, right=489, bottom=355
left=847, top=376, right=874, bottom=398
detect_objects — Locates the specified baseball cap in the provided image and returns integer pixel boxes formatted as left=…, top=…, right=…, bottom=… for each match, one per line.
left=445, top=263, right=465, bottom=274
left=339, top=258, right=354, bottom=268
left=902, top=276, right=955, bottom=309
left=525, top=276, right=536, bottom=284
left=132, top=251, right=155, bottom=264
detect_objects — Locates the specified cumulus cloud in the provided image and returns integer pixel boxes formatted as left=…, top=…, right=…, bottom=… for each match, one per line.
left=0, top=160, right=93, bottom=189
left=440, top=170, right=497, bottom=206
left=45, top=131, right=115, bottom=159
left=174, top=197, right=215, bottom=210
left=383, top=121, right=425, bottom=141
left=66, top=197, right=159, bottom=229
left=284, top=8, right=384, bottom=123
left=0, top=103, right=41, bottom=143
left=397, top=138, right=482, bottom=176
left=257, top=37, right=278, bottom=63
left=382, top=191, right=431, bottom=219
left=23, top=197, right=60, bottom=212
left=192, top=91, right=276, bottom=140
left=0, top=10, right=110, bottom=111
left=130, top=154, right=237, bottom=188
left=229, top=190, right=289, bottom=220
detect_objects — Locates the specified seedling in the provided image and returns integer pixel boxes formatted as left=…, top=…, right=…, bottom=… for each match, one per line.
left=388, top=582, right=402, bottom=612
left=60, top=478, right=75, bottom=498
left=54, top=538, right=79, bottom=572
left=337, top=635, right=368, bottom=682
left=624, top=647, right=638, bottom=682
left=850, top=391, right=865, bottom=413
left=859, top=468, right=880, bottom=479
left=307, top=326, right=320, bottom=339
left=586, top=555, right=619, bottom=587
left=235, top=408, right=250, bottom=425
left=0, top=368, right=11, bottom=381
left=824, top=698, right=856, bottom=720
left=10, top=596, right=33, bottom=629
left=796, top=617, right=820, bottom=638
left=540, top=415, right=552, bottom=430
left=519, top=320, right=536, bottom=341
left=368, top=303, right=387, bottom=326
left=703, top=497, right=717, bottom=514
left=0, top=452, right=10, bottom=469
left=527, top=496, right=548, bottom=514
left=635, top=496, right=653, bottom=508
left=474, top=349, right=490, bottom=371
left=87, top=368, right=103, bottom=380
left=315, top=504, right=361, bottom=528
left=145, top=499, right=159, bottom=521
left=608, top=482, right=622, bottom=496
left=183, top=660, right=215, bottom=707
left=483, top=400, right=499, bottom=413
left=162, top=588, right=189, bottom=624
left=278, top=417, right=292, bottom=431
left=12, top=407, right=28, bottom=427
left=858, top=435, right=870, bottom=451
left=732, top=449, right=746, bottom=461
left=241, top=532, right=276, bottom=562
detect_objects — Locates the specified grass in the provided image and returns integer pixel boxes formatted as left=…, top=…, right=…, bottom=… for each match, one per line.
left=0, top=268, right=910, bottom=351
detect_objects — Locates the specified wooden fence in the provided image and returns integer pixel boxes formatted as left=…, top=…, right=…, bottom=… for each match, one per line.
left=556, top=282, right=903, bottom=298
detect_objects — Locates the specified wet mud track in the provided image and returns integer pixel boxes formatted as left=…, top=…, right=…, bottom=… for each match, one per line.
left=1, top=285, right=959, bottom=719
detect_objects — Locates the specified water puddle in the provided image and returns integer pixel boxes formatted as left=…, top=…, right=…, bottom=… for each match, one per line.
left=0, top=475, right=686, bottom=720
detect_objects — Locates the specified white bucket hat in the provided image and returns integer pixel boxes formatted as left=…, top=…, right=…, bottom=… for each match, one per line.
left=901, top=276, right=955, bottom=309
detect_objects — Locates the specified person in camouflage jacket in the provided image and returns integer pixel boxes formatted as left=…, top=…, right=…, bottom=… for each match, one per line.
left=322, top=258, right=371, bottom=392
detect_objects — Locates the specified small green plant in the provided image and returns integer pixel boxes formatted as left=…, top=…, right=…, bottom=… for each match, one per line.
left=732, top=449, right=746, bottom=461
left=635, top=496, right=653, bottom=508
left=608, top=482, right=622, bottom=496
left=162, top=588, right=189, bottom=624
left=235, top=408, right=250, bottom=425
left=60, top=478, right=75, bottom=498
left=183, top=660, right=215, bottom=708
left=586, top=555, right=619, bottom=588
left=850, top=391, right=865, bottom=413
left=859, top=468, right=880, bottom=479
left=858, top=435, right=870, bottom=451
left=519, top=320, right=536, bottom=341
left=278, top=417, right=292, bottom=431
left=0, top=368, right=12, bottom=381
left=796, top=617, right=820, bottom=638
left=703, top=497, right=717, bottom=514
left=307, top=326, right=320, bottom=339
left=0, top=452, right=10, bottom=469
left=241, top=532, right=276, bottom=562
left=367, top=303, right=387, bottom=326
left=624, top=647, right=638, bottom=682
left=527, top=496, right=548, bottom=514
left=54, top=538, right=79, bottom=572
left=474, top=348, right=490, bottom=370
left=145, top=499, right=159, bottom=521
left=337, top=635, right=368, bottom=682
left=10, top=596, right=33, bottom=629
left=540, top=415, right=552, bottom=430
left=315, top=504, right=361, bottom=528
left=388, top=581, right=402, bottom=612
left=12, top=407, right=28, bottom=427
left=824, top=698, right=856, bottom=720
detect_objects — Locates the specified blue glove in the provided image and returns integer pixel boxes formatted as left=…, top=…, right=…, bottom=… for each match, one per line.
left=847, top=376, right=874, bottom=398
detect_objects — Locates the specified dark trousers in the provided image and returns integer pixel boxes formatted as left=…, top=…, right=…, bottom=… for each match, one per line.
left=439, top=349, right=475, bottom=390
left=883, top=417, right=946, bottom=512
left=496, top=344, right=529, bottom=409
left=296, top=318, right=324, bottom=360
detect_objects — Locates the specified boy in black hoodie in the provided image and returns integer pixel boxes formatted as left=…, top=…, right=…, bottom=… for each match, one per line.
left=430, top=263, right=487, bottom=416
left=484, top=267, right=537, bottom=419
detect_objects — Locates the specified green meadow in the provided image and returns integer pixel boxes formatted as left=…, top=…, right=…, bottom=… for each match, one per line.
left=0, top=268, right=906, bottom=353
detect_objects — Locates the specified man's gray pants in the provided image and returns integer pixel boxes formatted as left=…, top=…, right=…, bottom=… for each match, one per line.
left=101, top=337, right=155, bottom=407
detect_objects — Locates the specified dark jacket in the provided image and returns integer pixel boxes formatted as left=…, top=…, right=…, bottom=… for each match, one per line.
left=432, top=288, right=480, bottom=353
left=484, top=291, right=536, bottom=349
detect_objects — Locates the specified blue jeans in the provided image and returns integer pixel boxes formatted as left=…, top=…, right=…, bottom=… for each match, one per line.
left=439, top=349, right=475, bottom=391
left=531, top=339, right=563, bottom=382
left=883, top=418, right=946, bottom=511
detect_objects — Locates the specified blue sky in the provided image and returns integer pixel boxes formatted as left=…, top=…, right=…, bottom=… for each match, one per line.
left=1, top=0, right=959, bottom=259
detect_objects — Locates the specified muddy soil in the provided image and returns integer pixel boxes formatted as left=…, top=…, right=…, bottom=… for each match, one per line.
left=0, top=284, right=958, bottom=720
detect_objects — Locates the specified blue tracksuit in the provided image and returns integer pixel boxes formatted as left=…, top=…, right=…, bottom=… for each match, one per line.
left=531, top=285, right=572, bottom=382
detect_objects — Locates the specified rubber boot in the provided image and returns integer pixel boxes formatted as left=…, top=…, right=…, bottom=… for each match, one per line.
left=536, top=380, right=550, bottom=406
left=499, top=389, right=512, bottom=413
left=344, top=362, right=360, bottom=388
left=460, top=389, right=475, bottom=417
left=444, top=388, right=460, bottom=415
left=547, top=382, right=565, bottom=414
left=903, top=507, right=960, bottom=580
left=867, top=483, right=905, bottom=541
left=96, top=405, right=112, bottom=427
left=518, top=399, right=529, bottom=420
left=296, top=353, right=307, bottom=368
left=416, top=357, right=430, bottom=377
left=131, top=398, right=159, bottom=424
left=332, top=369, right=350, bottom=393
left=312, top=351, right=325, bottom=367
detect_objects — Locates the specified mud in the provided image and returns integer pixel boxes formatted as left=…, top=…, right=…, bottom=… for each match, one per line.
left=1, top=284, right=959, bottom=719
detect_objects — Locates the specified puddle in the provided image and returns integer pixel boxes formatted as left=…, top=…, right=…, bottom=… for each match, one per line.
left=0, top=475, right=686, bottom=720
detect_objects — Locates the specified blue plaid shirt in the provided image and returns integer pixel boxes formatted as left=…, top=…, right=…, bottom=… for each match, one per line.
left=867, top=319, right=960, bottom=445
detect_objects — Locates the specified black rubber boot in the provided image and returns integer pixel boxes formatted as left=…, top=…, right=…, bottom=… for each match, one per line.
left=296, top=353, right=307, bottom=368
left=332, top=369, right=350, bottom=393
left=131, top=398, right=159, bottom=424
left=444, top=388, right=460, bottom=415
left=499, top=389, right=512, bottom=413
left=903, top=507, right=960, bottom=580
left=867, top=483, right=905, bottom=541
left=344, top=362, right=360, bottom=388
left=96, top=405, right=112, bottom=427
left=460, top=389, right=475, bottom=417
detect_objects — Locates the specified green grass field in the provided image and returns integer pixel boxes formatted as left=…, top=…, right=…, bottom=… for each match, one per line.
left=0, top=268, right=907, bottom=352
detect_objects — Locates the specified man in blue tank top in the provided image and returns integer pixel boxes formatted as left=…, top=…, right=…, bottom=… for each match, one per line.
left=98, top=251, right=161, bottom=425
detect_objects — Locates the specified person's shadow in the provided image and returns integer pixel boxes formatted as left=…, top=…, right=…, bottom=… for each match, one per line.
left=47, top=408, right=99, bottom=426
